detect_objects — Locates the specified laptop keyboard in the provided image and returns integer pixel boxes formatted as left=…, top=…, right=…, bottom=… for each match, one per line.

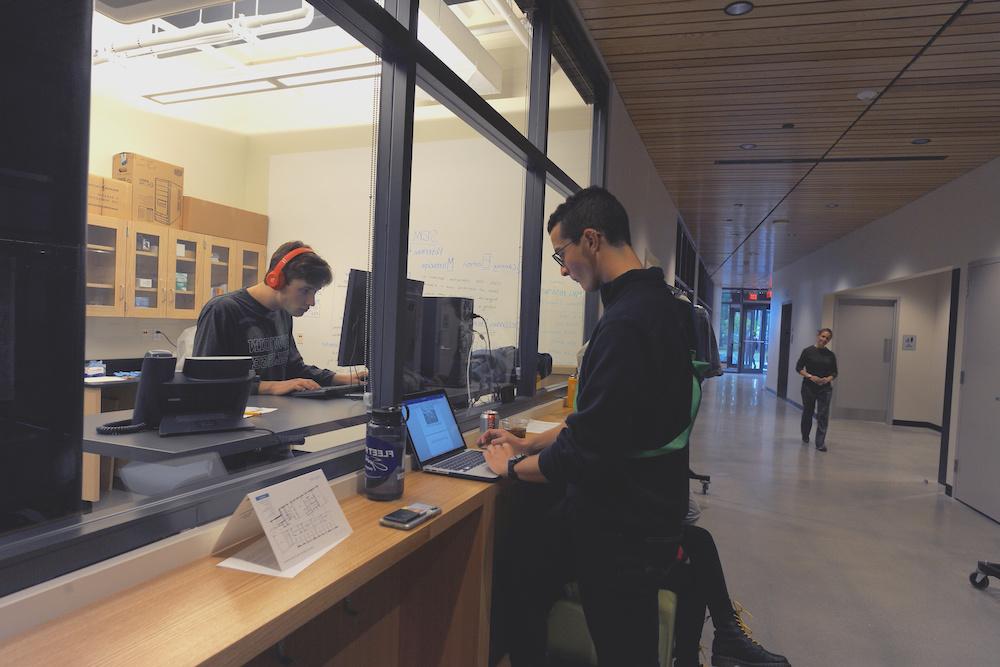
left=435, top=449, right=486, bottom=471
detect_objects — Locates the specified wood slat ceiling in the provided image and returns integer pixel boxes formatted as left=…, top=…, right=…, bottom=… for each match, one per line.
left=577, top=0, right=1000, bottom=287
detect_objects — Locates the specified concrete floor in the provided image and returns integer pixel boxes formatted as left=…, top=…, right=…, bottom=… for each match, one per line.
left=689, top=374, right=1000, bottom=666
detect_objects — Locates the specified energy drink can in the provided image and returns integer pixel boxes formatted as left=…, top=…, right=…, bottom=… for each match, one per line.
left=480, top=409, right=499, bottom=435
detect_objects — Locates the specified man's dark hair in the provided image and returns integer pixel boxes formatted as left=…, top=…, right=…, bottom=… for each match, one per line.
left=546, top=186, right=631, bottom=246
left=269, top=241, right=332, bottom=288
left=818, top=327, right=833, bottom=338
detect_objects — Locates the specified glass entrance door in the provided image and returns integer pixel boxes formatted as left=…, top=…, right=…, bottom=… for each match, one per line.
left=740, top=304, right=770, bottom=373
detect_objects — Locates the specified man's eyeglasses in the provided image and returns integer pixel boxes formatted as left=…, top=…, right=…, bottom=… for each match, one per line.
left=552, top=240, right=573, bottom=267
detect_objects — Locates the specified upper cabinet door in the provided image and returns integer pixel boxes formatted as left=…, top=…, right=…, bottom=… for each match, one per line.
left=125, top=221, right=169, bottom=318
left=205, top=236, right=238, bottom=305
left=85, top=214, right=126, bottom=317
left=166, top=228, right=205, bottom=320
left=236, top=242, right=267, bottom=290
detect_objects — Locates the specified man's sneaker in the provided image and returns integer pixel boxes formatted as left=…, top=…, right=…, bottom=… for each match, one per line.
left=816, top=444, right=827, bottom=452
left=711, top=604, right=790, bottom=667
left=801, top=436, right=809, bottom=445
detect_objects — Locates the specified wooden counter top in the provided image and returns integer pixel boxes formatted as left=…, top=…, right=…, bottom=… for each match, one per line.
left=0, top=472, right=498, bottom=667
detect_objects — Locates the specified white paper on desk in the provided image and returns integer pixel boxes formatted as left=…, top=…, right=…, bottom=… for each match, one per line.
left=218, top=534, right=339, bottom=578
left=213, top=469, right=352, bottom=576
left=526, top=419, right=562, bottom=434
left=244, top=406, right=278, bottom=417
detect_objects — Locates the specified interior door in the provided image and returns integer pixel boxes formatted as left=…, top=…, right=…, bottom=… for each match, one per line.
left=832, top=298, right=896, bottom=422
left=955, top=258, right=1000, bottom=521
left=777, top=302, right=793, bottom=398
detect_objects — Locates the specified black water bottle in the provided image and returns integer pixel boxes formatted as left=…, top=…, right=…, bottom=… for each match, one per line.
left=364, top=406, right=407, bottom=501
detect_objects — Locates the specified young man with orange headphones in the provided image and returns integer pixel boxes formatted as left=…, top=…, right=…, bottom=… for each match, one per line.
left=193, top=241, right=365, bottom=395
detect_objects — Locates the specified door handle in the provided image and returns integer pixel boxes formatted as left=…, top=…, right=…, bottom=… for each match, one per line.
left=883, top=338, right=891, bottom=363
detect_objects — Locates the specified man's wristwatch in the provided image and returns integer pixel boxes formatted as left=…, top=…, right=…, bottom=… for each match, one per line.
left=507, top=453, right=527, bottom=481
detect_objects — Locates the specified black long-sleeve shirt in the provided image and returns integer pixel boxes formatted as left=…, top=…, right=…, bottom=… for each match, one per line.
left=193, top=289, right=334, bottom=392
left=795, top=345, right=838, bottom=380
left=537, top=267, right=693, bottom=537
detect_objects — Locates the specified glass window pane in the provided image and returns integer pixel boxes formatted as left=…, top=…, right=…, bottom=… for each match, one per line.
left=408, top=83, right=526, bottom=404
left=416, top=0, right=531, bottom=135
left=547, top=60, right=592, bottom=187
left=539, top=185, right=585, bottom=373
left=84, top=1, right=379, bottom=519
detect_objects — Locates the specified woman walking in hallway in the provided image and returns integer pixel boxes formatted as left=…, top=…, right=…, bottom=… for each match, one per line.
left=795, top=328, right=837, bottom=452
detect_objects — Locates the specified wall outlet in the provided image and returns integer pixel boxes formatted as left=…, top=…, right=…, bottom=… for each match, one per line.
left=141, top=329, right=152, bottom=336
left=152, top=331, right=163, bottom=341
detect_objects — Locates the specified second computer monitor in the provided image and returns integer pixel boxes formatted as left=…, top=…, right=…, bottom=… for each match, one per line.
left=338, top=269, right=424, bottom=371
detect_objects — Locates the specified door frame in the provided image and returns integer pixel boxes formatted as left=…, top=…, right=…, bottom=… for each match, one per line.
left=777, top=302, right=793, bottom=398
left=832, top=296, right=899, bottom=424
left=954, top=256, right=1000, bottom=504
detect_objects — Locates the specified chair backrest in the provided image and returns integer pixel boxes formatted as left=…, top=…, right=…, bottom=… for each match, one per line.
left=627, top=359, right=706, bottom=459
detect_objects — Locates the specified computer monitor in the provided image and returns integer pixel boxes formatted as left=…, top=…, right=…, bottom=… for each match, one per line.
left=338, top=269, right=424, bottom=375
left=420, top=296, right=474, bottom=388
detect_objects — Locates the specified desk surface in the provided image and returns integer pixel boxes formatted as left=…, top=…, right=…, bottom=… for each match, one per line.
left=82, top=395, right=368, bottom=462
left=0, top=472, right=497, bottom=667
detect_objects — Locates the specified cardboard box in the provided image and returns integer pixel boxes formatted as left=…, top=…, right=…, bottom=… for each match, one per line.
left=181, top=196, right=268, bottom=245
left=112, top=153, right=184, bottom=226
left=87, top=174, right=132, bottom=219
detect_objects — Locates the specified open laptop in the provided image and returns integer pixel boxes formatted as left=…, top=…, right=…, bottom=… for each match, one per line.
left=402, top=390, right=499, bottom=482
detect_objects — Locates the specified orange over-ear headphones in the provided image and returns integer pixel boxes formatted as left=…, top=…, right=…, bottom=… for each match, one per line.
left=264, top=246, right=315, bottom=290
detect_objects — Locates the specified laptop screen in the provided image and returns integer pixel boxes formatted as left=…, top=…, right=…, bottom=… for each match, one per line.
left=404, top=391, right=465, bottom=463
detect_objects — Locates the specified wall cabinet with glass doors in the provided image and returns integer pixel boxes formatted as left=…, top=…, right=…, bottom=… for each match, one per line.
left=86, top=215, right=266, bottom=319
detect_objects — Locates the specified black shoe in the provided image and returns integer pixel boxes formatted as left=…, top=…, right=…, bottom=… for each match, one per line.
left=711, top=610, right=790, bottom=667
left=801, top=436, right=809, bottom=445
left=816, top=444, right=827, bottom=452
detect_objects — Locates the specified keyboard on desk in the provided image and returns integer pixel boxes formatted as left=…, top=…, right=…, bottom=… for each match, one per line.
left=291, top=384, right=365, bottom=399
left=434, top=449, right=486, bottom=472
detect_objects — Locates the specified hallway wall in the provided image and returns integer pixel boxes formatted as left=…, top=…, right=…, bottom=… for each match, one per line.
left=767, top=155, right=1000, bottom=486
left=837, top=271, right=952, bottom=427
left=605, top=83, right=679, bottom=282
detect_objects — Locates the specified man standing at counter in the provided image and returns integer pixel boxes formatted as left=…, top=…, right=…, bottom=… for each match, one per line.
left=481, top=188, right=694, bottom=665
left=193, top=241, right=362, bottom=395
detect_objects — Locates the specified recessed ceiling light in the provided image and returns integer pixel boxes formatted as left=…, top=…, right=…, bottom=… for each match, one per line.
left=856, top=89, right=879, bottom=101
left=772, top=219, right=790, bottom=225
left=911, top=138, right=931, bottom=145
left=724, top=2, right=754, bottom=16
left=826, top=203, right=839, bottom=208
left=739, top=143, right=757, bottom=150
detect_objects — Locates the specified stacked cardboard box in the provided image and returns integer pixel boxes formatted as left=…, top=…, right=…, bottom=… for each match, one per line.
left=112, top=152, right=184, bottom=226
left=87, top=175, right=132, bottom=219
left=181, top=196, right=268, bottom=244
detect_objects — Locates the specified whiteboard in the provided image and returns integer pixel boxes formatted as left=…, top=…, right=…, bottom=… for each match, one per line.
left=266, top=128, right=588, bottom=372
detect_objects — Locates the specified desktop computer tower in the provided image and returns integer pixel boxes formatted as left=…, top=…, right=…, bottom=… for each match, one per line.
left=419, top=297, right=474, bottom=388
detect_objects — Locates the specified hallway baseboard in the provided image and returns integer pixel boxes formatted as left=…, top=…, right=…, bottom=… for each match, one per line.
left=892, top=419, right=943, bottom=432
left=765, top=387, right=804, bottom=410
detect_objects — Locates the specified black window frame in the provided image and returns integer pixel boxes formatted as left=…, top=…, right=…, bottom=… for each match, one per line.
left=0, top=0, right=608, bottom=597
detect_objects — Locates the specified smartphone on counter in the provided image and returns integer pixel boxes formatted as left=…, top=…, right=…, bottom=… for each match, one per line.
left=380, top=502, right=442, bottom=530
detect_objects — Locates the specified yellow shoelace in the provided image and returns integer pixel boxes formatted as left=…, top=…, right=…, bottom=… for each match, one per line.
left=732, top=599, right=762, bottom=646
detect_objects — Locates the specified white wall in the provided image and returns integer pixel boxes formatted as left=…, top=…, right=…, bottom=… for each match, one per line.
left=605, top=84, right=679, bottom=282
left=837, top=271, right=951, bottom=426
left=768, top=155, right=1000, bottom=484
